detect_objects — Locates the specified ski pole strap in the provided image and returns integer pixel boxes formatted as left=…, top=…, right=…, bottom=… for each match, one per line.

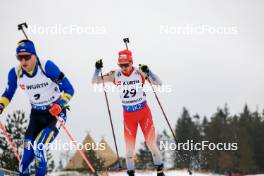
left=123, top=101, right=147, bottom=112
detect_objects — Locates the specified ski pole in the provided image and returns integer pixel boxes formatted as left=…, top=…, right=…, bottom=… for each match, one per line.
left=53, top=115, right=97, bottom=175
left=100, top=70, right=122, bottom=169
left=0, top=120, right=21, bottom=161
left=123, top=37, right=193, bottom=175
left=18, top=22, right=29, bottom=39
left=147, top=78, right=176, bottom=140
left=147, top=78, right=192, bottom=175
left=123, top=38, right=130, bottom=50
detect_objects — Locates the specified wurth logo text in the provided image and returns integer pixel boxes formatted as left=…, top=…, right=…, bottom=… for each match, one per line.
left=26, top=82, right=49, bottom=90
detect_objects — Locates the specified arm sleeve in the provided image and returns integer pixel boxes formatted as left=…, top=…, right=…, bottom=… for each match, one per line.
left=0, top=68, right=17, bottom=108
left=91, top=69, right=115, bottom=84
left=148, top=70, right=162, bottom=86
left=45, top=60, right=74, bottom=106
left=91, top=68, right=101, bottom=84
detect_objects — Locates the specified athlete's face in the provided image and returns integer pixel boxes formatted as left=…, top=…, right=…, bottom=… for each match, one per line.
left=119, top=61, right=133, bottom=74
left=17, top=52, right=37, bottom=72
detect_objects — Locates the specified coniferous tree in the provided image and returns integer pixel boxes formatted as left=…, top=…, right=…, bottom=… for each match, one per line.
left=0, top=110, right=27, bottom=171
left=174, top=108, right=201, bottom=169
left=83, top=149, right=105, bottom=173
left=0, top=110, right=55, bottom=174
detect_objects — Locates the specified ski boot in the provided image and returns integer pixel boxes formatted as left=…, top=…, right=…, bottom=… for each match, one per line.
left=127, top=170, right=135, bottom=176
left=157, top=164, right=165, bottom=176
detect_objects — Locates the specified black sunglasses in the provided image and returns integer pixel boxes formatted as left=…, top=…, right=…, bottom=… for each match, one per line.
left=118, top=63, right=130, bottom=68
left=17, top=54, right=32, bottom=61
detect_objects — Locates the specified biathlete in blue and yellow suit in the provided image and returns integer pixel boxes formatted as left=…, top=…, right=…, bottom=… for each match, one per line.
left=0, top=40, right=74, bottom=176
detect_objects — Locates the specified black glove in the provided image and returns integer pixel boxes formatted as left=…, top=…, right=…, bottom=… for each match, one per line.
left=0, top=103, right=4, bottom=115
left=139, top=64, right=150, bottom=74
left=95, top=59, right=103, bottom=70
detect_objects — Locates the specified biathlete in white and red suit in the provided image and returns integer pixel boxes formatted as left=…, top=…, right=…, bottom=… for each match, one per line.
left=92, top=49, right=165, bottom=176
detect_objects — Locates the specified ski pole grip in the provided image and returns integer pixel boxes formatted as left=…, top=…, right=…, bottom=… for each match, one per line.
left=18, top=22, right=28, bottom=30
left=123, top=38, right=130, bottom=49
left=123, top=37, right=130, bottom=44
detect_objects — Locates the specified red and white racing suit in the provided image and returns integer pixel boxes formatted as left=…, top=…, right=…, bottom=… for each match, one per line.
left=114, top=67, right=163, bottom=170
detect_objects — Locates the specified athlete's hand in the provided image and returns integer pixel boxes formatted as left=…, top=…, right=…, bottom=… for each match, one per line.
left=95, top=59, right=103, bottom=70
left=139, top=64, right=150, bottom=74
left=49, top=104, right=62, bottom=117
left=0, top=103, right=4, bottom=115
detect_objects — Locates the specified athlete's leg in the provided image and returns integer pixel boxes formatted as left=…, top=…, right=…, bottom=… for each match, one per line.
left=139, top=105, right=163, bottom=166
left=34, top=110, right=66, bottom=176
left=124, top=111, right=139, bottom=171
left=34, top=127, right=57, bottom=176
left=19, top=114, right=41, bottom=176
left=19, top=137, right=35, bottom=176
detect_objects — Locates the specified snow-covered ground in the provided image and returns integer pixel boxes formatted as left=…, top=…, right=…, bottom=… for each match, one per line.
left=48, top=170, right=264, bottom=176
left=1, top=169, right=264, bottom=176
left=108, top=170, right=221, bottom=176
